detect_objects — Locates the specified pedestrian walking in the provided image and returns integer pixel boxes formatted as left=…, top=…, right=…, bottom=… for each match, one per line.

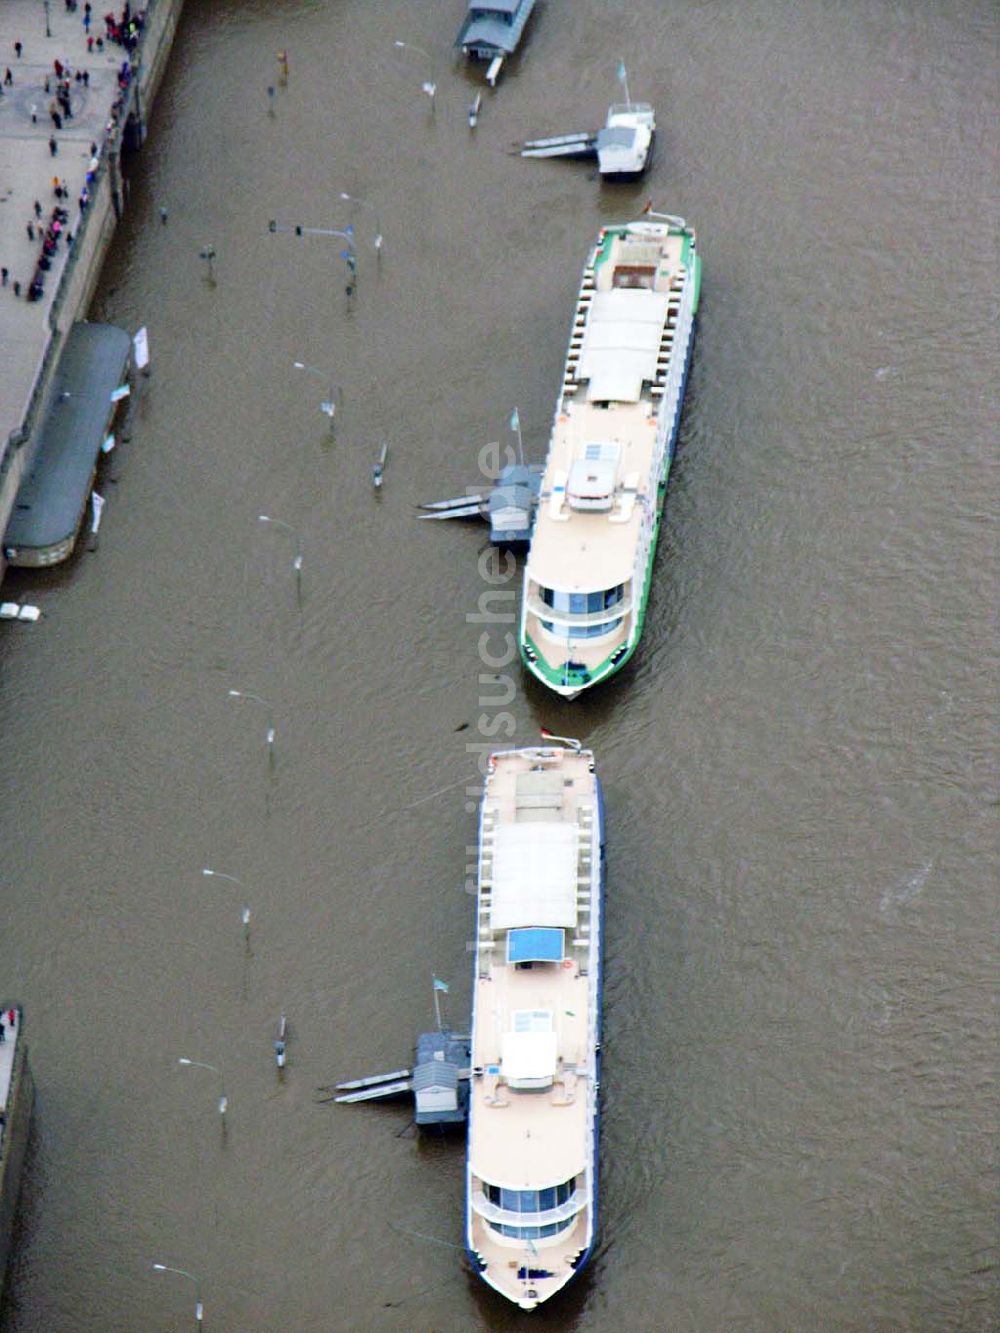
left=1, top=268, right=8, bottom=287
left=83, top=69, right=90, bottom=87
left=12, top=281, right=21, bottom=298
left=34, top=199, right=43, bottom=218
left=30, top=103, right=37, bottom=123
left=6, top=1009, right=13, bottom=1028
left=4, top=68, right=13, bottom=87
left=14, top=42, right=23, bottom=60
left=87, top=36, right=94, bottom=54
left=0, top=1017, right=5, bottom=1044
left=49, top=135, right=58, bottom=156
left=26, top=221, right=34, bottom=241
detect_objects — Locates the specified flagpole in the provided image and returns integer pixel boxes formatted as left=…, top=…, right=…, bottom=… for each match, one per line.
left=618, top=59, right=631, bottom=111
left=432, top=976, right=442, bottom=1031
left=511, top=408, right=524, bottom=467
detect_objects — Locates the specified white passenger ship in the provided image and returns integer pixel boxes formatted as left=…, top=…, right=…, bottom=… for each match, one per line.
left=519, top=211, right=701, bottom=697
left=466, top=740, right=605, bottom=1310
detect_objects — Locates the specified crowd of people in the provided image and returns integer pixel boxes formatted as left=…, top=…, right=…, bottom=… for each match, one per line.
left=25, top=205, right=73, bottom=303
left=2, top=1, right=148, bottom=306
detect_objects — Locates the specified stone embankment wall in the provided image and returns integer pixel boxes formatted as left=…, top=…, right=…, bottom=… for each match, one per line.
left=0, top=1033, right=35, bottom=1300
left=54, top=0, right=186, bottom=328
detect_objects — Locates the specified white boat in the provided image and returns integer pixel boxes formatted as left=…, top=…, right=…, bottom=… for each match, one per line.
left=519, top=102, right=656, bottom=180
left=519, top=211, right=702, bottom=697
left=596, top=102, right=656, bottom=178
left=465, top=740, right=605, bottom=1310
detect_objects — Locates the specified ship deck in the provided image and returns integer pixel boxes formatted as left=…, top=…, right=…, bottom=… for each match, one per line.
left=467, top=747, right=601, bottom=1305
left=526, top=224, right=689, bottom=597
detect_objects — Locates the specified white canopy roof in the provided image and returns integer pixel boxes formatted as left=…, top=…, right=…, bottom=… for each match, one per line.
left=578, top=289, right=671, bottom=403
left=502, top=1029, right=559, bottom=1085
left=489, top=822, right=579, bottom=930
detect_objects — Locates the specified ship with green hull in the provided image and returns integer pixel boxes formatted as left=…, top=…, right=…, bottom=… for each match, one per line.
left=519, top=212, right=701, bottom=698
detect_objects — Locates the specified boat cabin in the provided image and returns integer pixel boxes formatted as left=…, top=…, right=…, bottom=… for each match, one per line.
left=455, top=0, right=537, bottom=70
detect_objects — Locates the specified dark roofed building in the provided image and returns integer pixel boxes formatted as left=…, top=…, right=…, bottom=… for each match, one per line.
left=455, top=0, right=537, bottom=60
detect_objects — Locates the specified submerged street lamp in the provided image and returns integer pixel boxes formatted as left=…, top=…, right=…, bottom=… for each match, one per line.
left=258, top=514, right=304, bottom=572
left=201, top=867, right=251, bottom=928
left=152, top=1263, right=203, bottom=1324
left=178, top=1057, right=228, bottom=1118
left=291, top=362, right=341, bottom=423
left=227, top=689, right=276, bottom=761
left=338, top=192, right=383, bottom=255
left=258, top=513, right=305, bottom=606
left=393, top=39, right=437, bottom=105
left=269, top=220, right=357, bottom=298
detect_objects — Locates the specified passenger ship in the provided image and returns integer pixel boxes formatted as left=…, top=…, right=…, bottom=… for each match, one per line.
left=520, top=212, right=701, bottom=697
left=466, top=740, right=605, bottom=1310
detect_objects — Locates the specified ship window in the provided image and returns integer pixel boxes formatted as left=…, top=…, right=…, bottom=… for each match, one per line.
left=540, top=585, right=625, bottom=615
left=541, top=616, right=623, bottom=640
left=484, top=1175, right=578, bottom=1240
left=485, top=1179, right=575, bottom=1213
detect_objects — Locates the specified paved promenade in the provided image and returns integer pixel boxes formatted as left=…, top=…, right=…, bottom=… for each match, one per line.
left=0, top=1, right=131, bottom=463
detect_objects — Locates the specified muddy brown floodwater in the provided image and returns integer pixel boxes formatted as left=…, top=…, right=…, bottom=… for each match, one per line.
left=1, top=1, right=996, bottom=1329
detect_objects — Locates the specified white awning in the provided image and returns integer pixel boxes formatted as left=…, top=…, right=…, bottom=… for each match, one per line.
left=490, top=822, right=578, bottom=930
left=578, top=289, right=671, bottom=402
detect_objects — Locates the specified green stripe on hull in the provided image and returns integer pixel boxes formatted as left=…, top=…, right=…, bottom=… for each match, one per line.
left=592, top=227, right=622, bottom=275
left=521, top=227, right=698, bottom=697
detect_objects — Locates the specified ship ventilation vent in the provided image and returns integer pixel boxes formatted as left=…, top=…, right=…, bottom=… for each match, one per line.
left=567, top=443, right=620, bottom=511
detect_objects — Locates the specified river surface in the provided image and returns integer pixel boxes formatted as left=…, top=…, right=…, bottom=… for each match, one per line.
left=0, top=1, right=996, bottom=1329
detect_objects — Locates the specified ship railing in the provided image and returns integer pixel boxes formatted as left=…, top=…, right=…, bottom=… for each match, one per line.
left=607, top=101, right=654, bottom=119
left=527, top=602, right=631, bottom=633
left=470, top=1189, right=589, bottom=1229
